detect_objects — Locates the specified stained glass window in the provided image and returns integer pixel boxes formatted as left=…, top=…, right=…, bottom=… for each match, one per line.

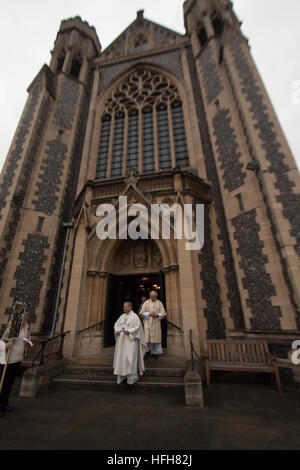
left=95, top=68, right=190, bottom=179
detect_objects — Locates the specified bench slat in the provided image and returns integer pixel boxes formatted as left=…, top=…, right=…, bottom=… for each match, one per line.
left=253, top=343, right=258, bottom=363
left=206, top=340, right=273, bottom=365
left=220, top=342, right=225, bottom=362
left=251, top=343, right=257, bottom=363
left=216, top=343, right=221, bottom=362
left=209, top=362, right=274, bottom=372
left=242, top=343, right=247, bottom=363
left=205, top=339, right=282, bottom=393
left=207, top=340, right=271, bottom=364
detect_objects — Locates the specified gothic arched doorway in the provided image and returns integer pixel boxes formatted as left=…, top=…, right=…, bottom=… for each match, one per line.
left=103, top=239, right=167, bottom=348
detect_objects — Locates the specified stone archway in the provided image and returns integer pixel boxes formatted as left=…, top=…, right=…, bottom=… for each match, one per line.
left=109, top=238, right=163, bottom=275
left=79, top=235, right=184, bottom=358
left=103, top=238, right=166, bottom=348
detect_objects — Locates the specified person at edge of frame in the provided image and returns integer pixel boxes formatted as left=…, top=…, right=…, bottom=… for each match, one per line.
left=0, top=311, right=31, bottom=418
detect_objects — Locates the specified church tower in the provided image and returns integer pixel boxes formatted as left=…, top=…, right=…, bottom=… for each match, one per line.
left=0, top=18, right=101, bottom=335
left=0, top=1, right=299, bottom=364
left=184, top=0, right=300, bottom=338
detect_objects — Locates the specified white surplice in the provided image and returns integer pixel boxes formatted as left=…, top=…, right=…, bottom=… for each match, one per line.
left=139, top=299, right=166, bottom=355
left=0, top=340, right=6, bottom=364
left=0, top=320, right=31, bottom=364
left=113, top=310, right=147, bottom=384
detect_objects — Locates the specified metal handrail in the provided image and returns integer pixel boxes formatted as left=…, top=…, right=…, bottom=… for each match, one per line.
left=76, top=321, right=104, bottom=336
left=189, top=328, right=202, bottom=371
left=166, top=319, right=184, bottom=333
left=29, top=330, right=70, bottom=367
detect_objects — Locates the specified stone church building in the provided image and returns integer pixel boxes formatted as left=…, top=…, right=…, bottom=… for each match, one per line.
left=0, top=0, right=299, bottom=363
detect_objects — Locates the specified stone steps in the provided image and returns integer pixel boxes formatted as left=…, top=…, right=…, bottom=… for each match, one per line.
left=52, top=374, right=184, bottom=390
left=52, top=355, right=187, bottom=391
left=63, top=365, right=185, bottom=378
left=73, top=355, right=186, bottom=367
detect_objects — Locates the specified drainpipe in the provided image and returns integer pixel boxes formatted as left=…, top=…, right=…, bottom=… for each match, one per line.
left=50, top=221, right=74, bottom=338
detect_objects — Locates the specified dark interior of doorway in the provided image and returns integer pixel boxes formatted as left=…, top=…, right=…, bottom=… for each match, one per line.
left=104, top=271, right=167, bottom=348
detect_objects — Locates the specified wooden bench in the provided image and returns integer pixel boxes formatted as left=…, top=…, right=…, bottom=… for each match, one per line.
left=203, top=339, right=282, bottom=393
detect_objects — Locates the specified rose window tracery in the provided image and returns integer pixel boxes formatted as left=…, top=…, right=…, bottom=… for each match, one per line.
left=96, top=68, right=189, bottom=179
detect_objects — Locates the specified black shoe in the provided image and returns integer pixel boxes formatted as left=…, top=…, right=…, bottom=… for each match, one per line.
left=4, top=406, right=14, bottom=412
left=0, top=411, right=5, bottom=418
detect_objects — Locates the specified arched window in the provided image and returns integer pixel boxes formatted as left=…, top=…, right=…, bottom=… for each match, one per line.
left=198, top=23, right=208, bottom=47
left=56, top=49, right=66, bottom=73
left=211, top=10, right=225, bottom=37
left=69, top=52, right=82, bottom=79
left=95, top=114, right=111, bottom=179
left=134, top=34, right=148, bottom=53
left=96, top=68, right=190, bottom=179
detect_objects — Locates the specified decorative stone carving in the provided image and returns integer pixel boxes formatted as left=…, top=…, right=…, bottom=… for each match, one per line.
left=232, top=208, right=282, bottom=330
left=103, top=68, right=181, bottom=114
left=112, top=239, right=163, bottom=274
left=134, top=240, right=148, bottom=267
left=152, top=243, right=163, bottom=267
left=199, top=44, right=224, bottom=105
left=10, top=233, right=50, bottom=323
left=213, top=108, right=246, bottom=192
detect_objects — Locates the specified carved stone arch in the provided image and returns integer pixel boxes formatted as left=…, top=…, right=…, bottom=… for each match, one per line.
left=86, top=180, right=178, bottom=269
left=131, top=31, right=150, bottom=54
left=87, top=210, right=178, bottom=272
left=101, top=238, right=165, bottom=275
left=83, top=219, right=182, bottom=356
left=96, top=63, right=187, bottom=112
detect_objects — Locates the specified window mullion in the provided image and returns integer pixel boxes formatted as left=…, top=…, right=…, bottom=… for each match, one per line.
left=107, top=112, right=115, bottom=178
left=139, top=108, right=143, bottom=173
left=153, top=106, right=159, bottom=171
left=168, top=100, right=176, bottom=168
left=123, top=110, right=129, bottom=176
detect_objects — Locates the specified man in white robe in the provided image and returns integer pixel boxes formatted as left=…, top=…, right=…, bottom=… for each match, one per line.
left=139, top=290, right=167, bottom=359
left=113, top=301, right=146, bottom=385
left=0, top=311, right=31, bottom=417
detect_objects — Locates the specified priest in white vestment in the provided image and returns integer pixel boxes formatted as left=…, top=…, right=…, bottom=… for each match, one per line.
left=139, top=290, right=167, bottom=359
left=113, top=301, right=147, bottom=385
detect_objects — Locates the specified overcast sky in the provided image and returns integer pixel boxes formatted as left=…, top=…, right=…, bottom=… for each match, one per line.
left=0, top=0, right=299, bottom=174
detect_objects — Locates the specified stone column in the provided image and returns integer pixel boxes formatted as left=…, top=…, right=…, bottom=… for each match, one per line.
left=76, top=65, right=100, bottom=194
left=177, top=237, right=201, bottom=359
left=63, top=216, right=88, bottom=359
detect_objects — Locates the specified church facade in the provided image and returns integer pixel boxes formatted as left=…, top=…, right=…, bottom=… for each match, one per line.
left=0, top=0, right=299, bottom=361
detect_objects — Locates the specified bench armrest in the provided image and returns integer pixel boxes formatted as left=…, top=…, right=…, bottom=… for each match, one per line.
left=266, top=351, right=277, bottom=363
